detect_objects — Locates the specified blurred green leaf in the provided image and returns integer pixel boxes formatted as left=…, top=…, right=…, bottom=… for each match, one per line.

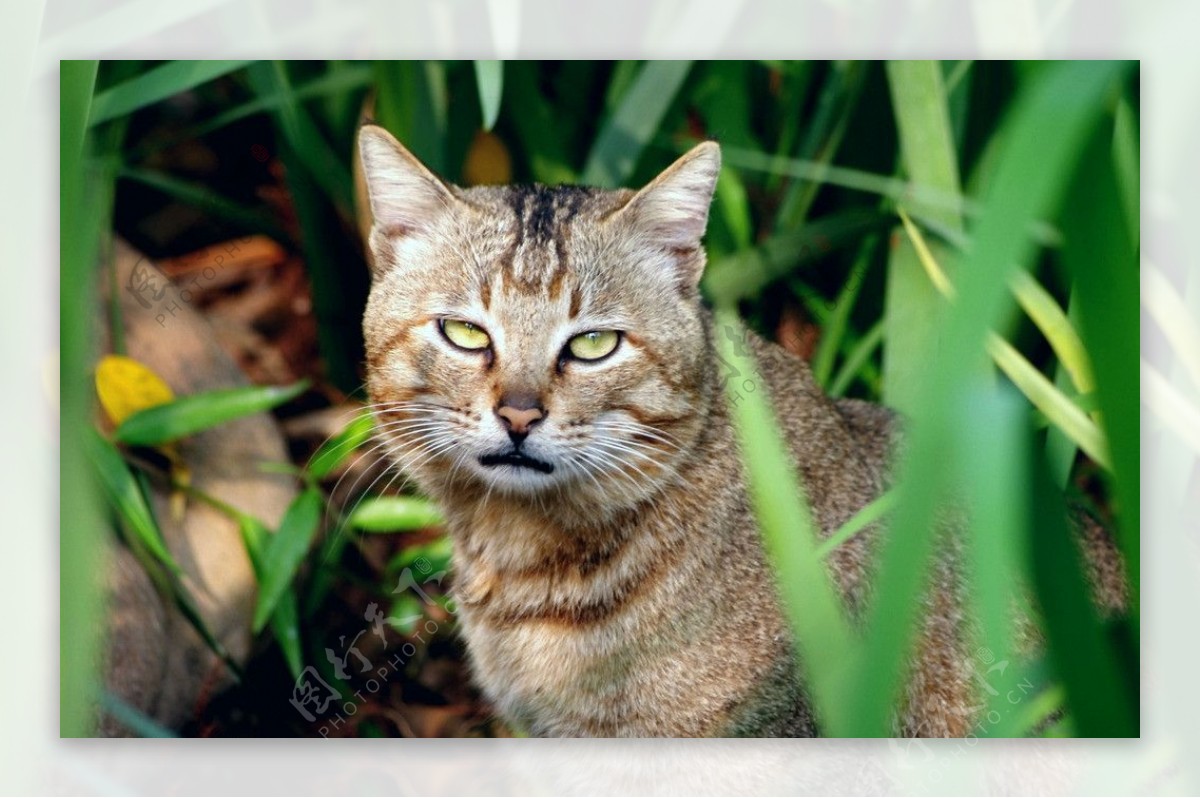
left=254, top=488, right=324, bottom=632
left=473, top=60, right=504, bottom=131
left=386, top=535, right=453, bottom=575
left=307, top=413, right=375, bottom=479
left=90, top=60, right=253, bottom=126
left=114, top=381, right=308, bottom=446
left=348, top=496, right=445, bottom=533
left=582, top=61, right=693, bottom=187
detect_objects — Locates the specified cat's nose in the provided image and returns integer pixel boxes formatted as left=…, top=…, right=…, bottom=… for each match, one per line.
left=495, top=396, right=545, bottom=445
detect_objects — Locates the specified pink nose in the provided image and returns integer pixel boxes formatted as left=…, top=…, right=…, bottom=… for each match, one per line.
left=496, top=405, right=544, bottom=435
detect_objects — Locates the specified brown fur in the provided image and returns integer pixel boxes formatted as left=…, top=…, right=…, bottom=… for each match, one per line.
left=356, top=125, right=1124, bottom=737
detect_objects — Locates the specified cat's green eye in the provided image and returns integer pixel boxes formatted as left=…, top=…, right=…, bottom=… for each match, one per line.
left=567, top=330, right=620, bottom=361
left=441, top=319, right=491, bottom=351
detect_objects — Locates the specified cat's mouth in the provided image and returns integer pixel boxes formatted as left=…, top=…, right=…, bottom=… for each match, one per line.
left=478, top=450, right=555, bottom=474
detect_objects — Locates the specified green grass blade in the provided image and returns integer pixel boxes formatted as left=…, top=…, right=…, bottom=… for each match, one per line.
left=582, top=61, right=693, bottom=187
left=884, top=60, right=963, bottom=417
left=89, top=60, right=253, bottom=126
left=117, top=165, right=289, bottom=242
left=1112, top=91, right=1139, bottom=247
left=253, top=488, right=324, bottom=632
left=828, top=320, right=884, bottom=398
left=812, top=234, right=877, bottom=388
left=838, top=60, right=1126, bottom=736
left=702, top=209, right=884, bottom=304
left=307, top=413, right=375, bottom=480
left=60, top=59, right=104, bottom=738
left=347, top=496, right=445, bottom=532
left=504, top=62, right=577, bottom=184
left=714, top=306, right=855, bottom=731
left=237, top=516, right=302, bottom=680
left=85, top=429, right=182, bottom=574
left=114, top=381, right=308, bottom=446
left=1029, top=460, right=1138, bottom=736
left=816, top=488, right=897, bottom=559
left=252, top=61, right=354, bottom=214
left=774, top=60, right=866, bottom=231
left=473, top=60, right=504, bottom=130
left=986, top=335, right=1110, bottom=468
left=897, top=208, right=1110, bottom=467
left=957, top=388, right=1027, bottom=736
left=374, top=61, right=449, bottom=176
left=1059, top=118, right=1141, bottom=613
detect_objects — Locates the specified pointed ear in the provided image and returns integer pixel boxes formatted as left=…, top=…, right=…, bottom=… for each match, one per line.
left=619, top=141, right=720, bottom=261
left=358, top=124, right=456, bottom=236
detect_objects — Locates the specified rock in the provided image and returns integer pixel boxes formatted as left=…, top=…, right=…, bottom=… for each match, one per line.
left=96, top=239, right=298, bottom=736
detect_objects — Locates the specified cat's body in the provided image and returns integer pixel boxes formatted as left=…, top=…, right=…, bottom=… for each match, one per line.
left=356, top=126, right=1118, bottom=737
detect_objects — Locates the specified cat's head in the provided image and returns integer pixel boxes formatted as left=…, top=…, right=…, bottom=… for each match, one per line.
left=358, top=124, right=720, bottom=512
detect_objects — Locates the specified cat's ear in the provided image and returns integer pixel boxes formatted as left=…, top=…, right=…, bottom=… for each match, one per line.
left=618, top=141, right=720, bottom=282
left=358, top=124, right=457, bottom=236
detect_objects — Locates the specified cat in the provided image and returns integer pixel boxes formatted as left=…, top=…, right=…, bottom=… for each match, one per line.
left=356, top=123, right=1125, bottom=737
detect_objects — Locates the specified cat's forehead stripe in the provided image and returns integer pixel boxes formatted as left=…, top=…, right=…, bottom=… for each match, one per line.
left=497, top=184, right=597, bottom=297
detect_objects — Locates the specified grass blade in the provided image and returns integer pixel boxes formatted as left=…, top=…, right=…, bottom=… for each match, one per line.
left=883, top=60, right=963, bottom=416
left=811, top=234, right=878, bottom=388
left=582, top=61, right=693, bottom=187
left=897, top=208, right=1110, bottom=467
left=85, top=429, right=181, bottom=574
left=816, top=488, right=896, bottom=559
left=702, top=209, right=884, bottom=304
left=117, top=165, right=289, bottom=243
left=473, top=60, right=504, bottom=131
left=60, top=58, right=105, bottom=739
left=254, top=488, right=323, bottom=632
left=957, top=388, right=1028, bottom=736
left=347, top=496, right=445, bottom=532
left=115, top=381, right=307, bottom=446
left=1029, top=459, right=1138, bottom=736
left=838, top=60, right=1126, bottom=736
left=714, top=306, right=855, bottom=731
left=1060, top=118, right=1141, bottom=612
left=89, top=60, right=253, bottom=126
left=828, top=320, right=884, bottom=398
left=307, top=413, right=375, bottom=479
left=238, top=516, right=302, bottom=679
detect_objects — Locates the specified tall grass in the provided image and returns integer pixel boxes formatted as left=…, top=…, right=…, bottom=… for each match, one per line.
left=64, top=60, right=1138, bottom=737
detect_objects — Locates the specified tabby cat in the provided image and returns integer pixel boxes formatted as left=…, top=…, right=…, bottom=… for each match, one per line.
left=356, top=124, right=1123, bottom=737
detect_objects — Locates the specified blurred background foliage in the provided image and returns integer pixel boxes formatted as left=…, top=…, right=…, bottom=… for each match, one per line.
left=62, top=59, right=1138, bottom=737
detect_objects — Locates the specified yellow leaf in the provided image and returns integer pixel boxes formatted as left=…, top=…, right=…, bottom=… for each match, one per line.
left=462, top=130, right=512, bottom=186
left=95, top=354, right=175, bottom=428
